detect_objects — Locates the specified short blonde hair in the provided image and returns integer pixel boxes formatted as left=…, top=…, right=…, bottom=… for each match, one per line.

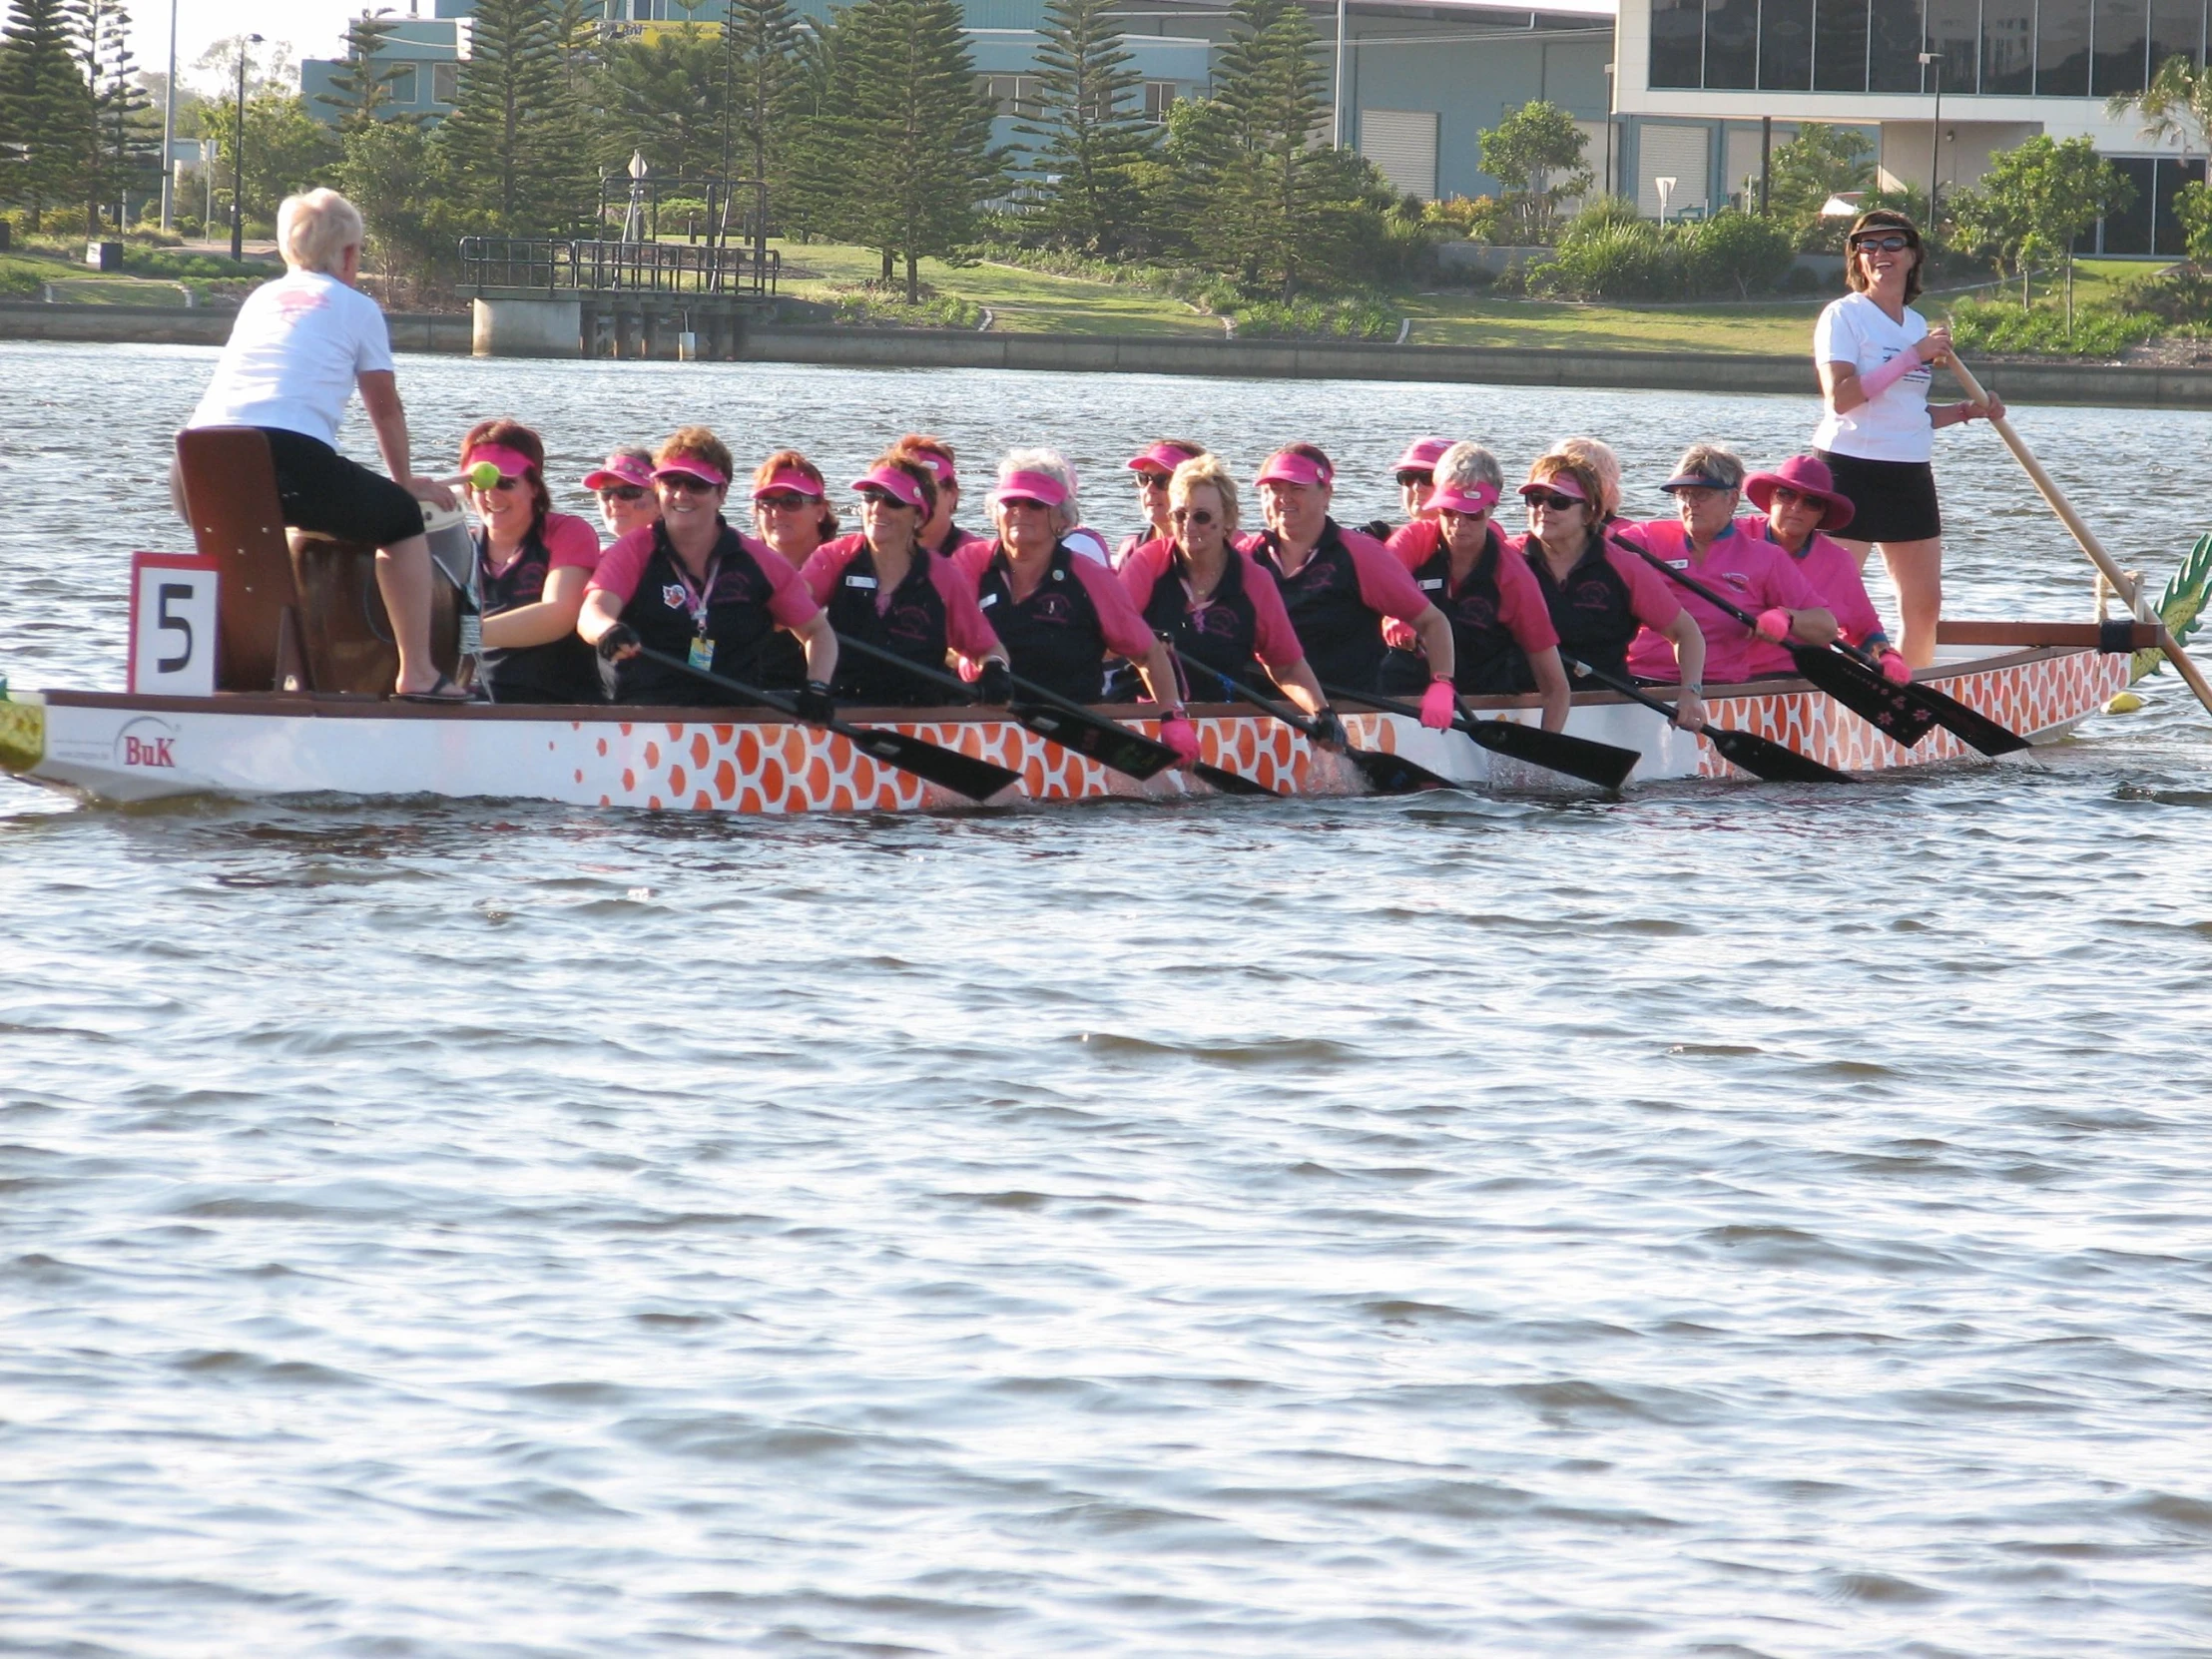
left=1168, top=453, right=1240, bottom=533
left=1433, top=441, right=1501, bottom=498
left=277, top=188, right=365, bottom=275
left=996, top=446, right=1080, bottom=534
left=1554, top=436, right=1622, bottom=519
left=1668, top=442, right=1746, bottom=492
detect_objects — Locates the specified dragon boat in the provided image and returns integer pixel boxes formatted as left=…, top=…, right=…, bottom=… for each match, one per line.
left=0, top=429, right=2189, bottom=816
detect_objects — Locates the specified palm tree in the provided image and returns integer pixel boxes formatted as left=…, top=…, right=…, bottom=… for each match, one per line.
left=2106, top=55, right=2212, bottom=164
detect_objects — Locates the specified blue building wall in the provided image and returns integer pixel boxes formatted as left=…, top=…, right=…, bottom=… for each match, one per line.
left=301, top=19, right=463, bottom=127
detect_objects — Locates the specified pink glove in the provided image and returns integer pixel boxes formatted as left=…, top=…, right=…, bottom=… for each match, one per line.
left=1418, top=678, right=1458, bottom=731
left=955, top=655, right=982, bottom=683
left=1754, top=607, right=1792, bottom=643
left=1878, top=649, right=1913, bottom=684
left=1858, top=349, right=1921, bottom=399
left=1160, top=713, right=1201, bottom=767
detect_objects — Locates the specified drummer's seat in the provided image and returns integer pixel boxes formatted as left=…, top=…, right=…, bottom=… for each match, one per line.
left=173, top=426, right=308, bottom=692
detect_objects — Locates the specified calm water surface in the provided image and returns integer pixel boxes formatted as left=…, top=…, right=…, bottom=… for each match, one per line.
left=3, top=344, right=2210, bottom=1657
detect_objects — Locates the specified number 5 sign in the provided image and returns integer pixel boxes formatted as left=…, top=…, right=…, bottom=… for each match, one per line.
left=129, top=553, right=220, bottom=696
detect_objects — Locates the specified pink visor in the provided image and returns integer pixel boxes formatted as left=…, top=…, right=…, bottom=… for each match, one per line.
left=582, top=453, right=654, bottom=492
left=752, top=466, right=826, bottom=501
left=850, top=464, right=926, bottom=511
left=1127, top=442, right=1201, bottom=476
left=988, top=468, right=1069, bottom=509
left=464, top=442, right=535, bottom=481
left=1392, top=436, right=1451, bottom=472
left=1519, top=474, right=1588, bottom=502
left=1255, top=449, right=1331, bottom=489
left=906, top=450, right=956, bottom=487
left=1431, top=480, right=1501, bottom=516
left=653, top=457, right=729, bottom=488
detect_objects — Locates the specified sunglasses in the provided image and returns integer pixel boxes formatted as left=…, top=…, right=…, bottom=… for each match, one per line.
left=1853, top=234, right=1912, bottom=253
left=757, top=492, right=815, bottom=512
left=660, top=474, right=721, bottom=495
left=477, top=473, right=522, bottom=492
left=1767, top=486, right=1815, bottom=507
left=1169, top=506, right=1217, bottom=526
left=597, top=484, right=646, bottom=503
left=997, top=496, right=1050, bottom=512
left=1395, top=470, right=1433, bottom=489
left=1135, top=471, right=1173, bottom=490
left=1523, top=490, right=1583, bottom=511
left=857, top=487, right=912, bottom=509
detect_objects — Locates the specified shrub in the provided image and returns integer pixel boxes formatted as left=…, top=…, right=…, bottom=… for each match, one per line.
left=1232, top=295, right=1398, bottom=340
left=1946, top=297, right=2158, bottom=357
left=826, top=283, right=983, bottom=328
left=2113, top=265, right=2212, bottom=324
left=1683, top=210, right=1795, bottom=298
left=1528, top=219, right=1684, bottom=300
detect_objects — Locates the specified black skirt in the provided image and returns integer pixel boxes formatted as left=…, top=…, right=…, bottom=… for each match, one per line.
left=1813, top=448, right=1941, bottom=543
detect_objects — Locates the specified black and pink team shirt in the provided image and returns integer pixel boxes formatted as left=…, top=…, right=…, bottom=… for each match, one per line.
left=1381, top=519, right=1559, bottom=694
left=585, top=517, right=821, bottom=706
left=477, top=509, right=604, bottom=704
left=953, top=539, right=1163, bottom=705
left=1117, top=539, right=1307, bottom=693
left=801, top=534, right=1005, bottom=704
left=1251, top=519, right=1435, bottom=691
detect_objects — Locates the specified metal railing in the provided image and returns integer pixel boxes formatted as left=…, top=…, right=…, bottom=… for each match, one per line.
left=458, top=237, right=779, bottom=299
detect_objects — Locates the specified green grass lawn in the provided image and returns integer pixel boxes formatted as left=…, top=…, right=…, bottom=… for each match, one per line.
left=1401, top=292, right=1828, bottom=354
left=771, top=240, right=1224, bottom=336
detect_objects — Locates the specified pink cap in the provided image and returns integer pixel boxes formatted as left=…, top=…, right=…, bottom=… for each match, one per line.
left=906, top=449, right=956, bottom=487
left=653, top=456, right=730, bottom=488
left=752, top=466, right=826, bottom=501
left=1392, top=437, right=1451, bottom=473
left=850, top=464, right=927, bottom=511
left=1519, top=474, right=1588, bottom=503
left=464, top=442, right=535, bottom=481
left=988, top=468, right=1069, bottom=508
left=582, top=452, right=654, bottom=492
left=1430, top=479, right=1501, bottom=516
left=1126, top=441, right=1202, bottom=476
left=1255, top=448, right=1332, bottom=489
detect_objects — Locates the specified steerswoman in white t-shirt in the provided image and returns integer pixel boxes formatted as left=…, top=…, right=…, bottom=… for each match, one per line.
left=1810, top=290, right=1934, bottom=462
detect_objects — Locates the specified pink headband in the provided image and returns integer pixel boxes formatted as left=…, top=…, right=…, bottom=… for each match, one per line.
left=1430, top=480, right=1500, bottom=516
left=653, top=457, right=729, bottom=488
left=850, top=464, right=927, bottom=511
left=1392, top=437, right=1451, bottom=472
left=752, top=466, right=826, bottom=501
left=988, top=468, right=1069, bottom=508
left=464, top=442, right=536, bottom=481
left=582, top=453, right=654, bottom=492
left=1255, top=449, right=1331, bottom=489
left=1127, top=442, right=1201, bottom=476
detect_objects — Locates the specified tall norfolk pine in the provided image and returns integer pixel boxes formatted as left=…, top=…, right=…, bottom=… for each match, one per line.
left=1016, top=0, right=1155, bottom=255
left=440, top=0, right=592, bottom=233
left=0, top=0, right=94, bottom=233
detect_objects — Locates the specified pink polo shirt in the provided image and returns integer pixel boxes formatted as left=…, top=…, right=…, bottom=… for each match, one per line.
left=1616, top=518, right=1826, bottom=685
left=1740, top=517, right=1888, bottom=676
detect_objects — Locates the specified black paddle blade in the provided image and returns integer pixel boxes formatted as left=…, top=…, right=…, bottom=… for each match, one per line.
left=1193, top=761, right=1279, bottom=798
left=1876, top=667, right=2032, bottom=756
left=1461, top=718, right=1640, bottom=791
left=1791, top=645, right=1943, bottom=749
left=1009, top=701, right=1179, bottom=781
left=1343, top=746, right=1452, bottom=795
left=838, top=723, right=1023, bottom=803
left=1702, top=723, right=1854, bottom=784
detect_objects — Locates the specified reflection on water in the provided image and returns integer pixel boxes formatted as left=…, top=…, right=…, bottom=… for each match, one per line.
left=2, top=345, right=2210, bottom=1657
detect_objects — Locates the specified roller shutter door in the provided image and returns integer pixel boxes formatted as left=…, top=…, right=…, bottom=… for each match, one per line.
left=1362, top=109, right=1439, bottom=202
left=1638, top=123, right=1710, bottom=219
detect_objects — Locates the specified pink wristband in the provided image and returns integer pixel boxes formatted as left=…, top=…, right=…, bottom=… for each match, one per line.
left=1755, top=607, right=1792, bottom=643
left=1857, top=349, right=1920, bottom=400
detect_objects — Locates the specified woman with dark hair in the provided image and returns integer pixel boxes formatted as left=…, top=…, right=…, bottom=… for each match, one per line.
left=583, top=447, right=660, bottom=541
left=892, top=434, right=992, bottom=560
left=749, top=449, right=838, bottom=691
left=461, top=418, right=604, bottom=704
left=802, top=453, right=1009, bottom=707
left=1812, top=208, right=2002, bottom=666
left=1118, top=438, right=1207, bottom=565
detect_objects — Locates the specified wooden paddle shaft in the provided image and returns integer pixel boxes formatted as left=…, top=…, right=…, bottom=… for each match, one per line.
left=1948, top=356, right=2212, bottom=718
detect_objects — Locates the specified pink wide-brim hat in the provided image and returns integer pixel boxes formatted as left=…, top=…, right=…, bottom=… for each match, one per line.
left=1392, top=436, right=1452, bottom=473
left=1744, top=453, right=1856, bottom=532
left=582, top=452, right=654, bottom=491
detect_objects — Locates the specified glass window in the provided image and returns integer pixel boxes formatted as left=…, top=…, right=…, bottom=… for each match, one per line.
left=2148, top=0, right=2201, bottom=72
left=2093, top=0, right=2150, bottom=93
left=2036, top=0, right=2092, bottom=93
left=1763, top=0, right=1817, bottom=85
left=432, top=61, right=458, bottom=105
left=1982, top=0, right=2035, bottom=87
left=1651, top=0, right=1707, bottom=86
left=1870, top=0, right=1926, bottom=88
left=1926, top=0, right=1977, bottom=88
left=1705, top=0, right=1759, bottom=86
left=1816, top=0, right=1872, bottom=86
left=386, top=64, right=418, bottom=105
left=2102, top=156, right=2155, bottom=252
left=1144, top=82, right=1178, bottom=122
left=2155, top=155, right=2205, bottom=252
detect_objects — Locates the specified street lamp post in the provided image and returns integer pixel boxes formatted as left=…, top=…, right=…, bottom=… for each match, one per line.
left=1602, top=63, right=1615, bottom=199
left=230, top=33, right=263, bottom=261
left=1919, top=50, right=1943, bottom=219
left=159, top=0, right=178, bottom=232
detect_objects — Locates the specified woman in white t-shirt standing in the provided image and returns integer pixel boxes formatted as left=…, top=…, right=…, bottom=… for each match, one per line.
left=1810, top=209, right=2002, bottom=667
left=184, top=189, right=462, bottom=699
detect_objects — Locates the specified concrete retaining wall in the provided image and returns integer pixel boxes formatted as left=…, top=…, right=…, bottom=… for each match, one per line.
left=7, top=298, right=2212, bottom=408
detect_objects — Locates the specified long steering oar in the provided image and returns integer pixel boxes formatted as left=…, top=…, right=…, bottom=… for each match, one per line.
left=1612, top=533, right=2024, bottom=756
left=826, top=632, right=1264, bottom=793
left=1948, top=354, right=2212, bottom=721
left=1567, top=655, right=1852, bottom=785
left=633, top=646, right=1021, bottom=804
left=1170, top=648, right=1449, bottom=796
left=1318, top=680, right=1641, bottom=793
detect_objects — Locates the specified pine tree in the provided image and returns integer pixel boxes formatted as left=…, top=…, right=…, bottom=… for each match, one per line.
left=722, top=0, right=796, bottom=191
left=602, top=29, right=727, bottom=182
left=0, top=0, right=94, bottom=233
left=1016, top=0, right=1154, bottom=254
left=316, top=13, right=410, bottom=131
left=438, top=0, right=590, bottom=232
left=806, top=0, right=1001, bottom=299
left=86, top=0, right=154, bottom=233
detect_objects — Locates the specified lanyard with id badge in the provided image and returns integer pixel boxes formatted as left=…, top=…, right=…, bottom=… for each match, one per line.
left=669, top=548, right=724, bottom=672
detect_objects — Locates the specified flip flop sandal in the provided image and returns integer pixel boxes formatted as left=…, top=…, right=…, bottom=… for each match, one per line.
left=395, top=674, right=474, bottom=705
